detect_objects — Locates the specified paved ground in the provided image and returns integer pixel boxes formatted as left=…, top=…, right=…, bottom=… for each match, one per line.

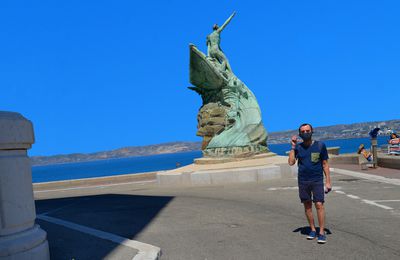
left=34, top=167, right=400, bottom=260
left=331, top=163, right=400, bottom=179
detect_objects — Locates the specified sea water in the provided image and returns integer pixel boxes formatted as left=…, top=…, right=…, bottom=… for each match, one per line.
left=32, top=136, right=390, bottom=183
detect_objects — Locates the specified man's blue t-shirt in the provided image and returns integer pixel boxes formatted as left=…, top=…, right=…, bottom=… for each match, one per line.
left=295, top=141, right=329, bottom=182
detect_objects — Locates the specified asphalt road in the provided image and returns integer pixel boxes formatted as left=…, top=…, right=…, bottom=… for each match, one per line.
left=34, top=171, right=400, bottom=260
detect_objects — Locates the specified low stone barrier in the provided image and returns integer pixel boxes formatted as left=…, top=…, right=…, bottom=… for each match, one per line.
left=33, top=171, right=157, bottom=191
left=378, top=154, right=400, bottom=170
left=330, top=152, right=400, bottom=170
left=329, top=153, right=359, bottom=164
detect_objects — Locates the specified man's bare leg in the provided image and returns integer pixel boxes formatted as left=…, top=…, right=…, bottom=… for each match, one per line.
left=315, top=202, right=325, bottom=234
left=303, top=201, right=316, bottom=231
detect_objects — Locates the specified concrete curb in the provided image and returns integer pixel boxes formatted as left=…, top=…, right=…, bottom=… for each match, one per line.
left=330, top=167, right=400, bottom=186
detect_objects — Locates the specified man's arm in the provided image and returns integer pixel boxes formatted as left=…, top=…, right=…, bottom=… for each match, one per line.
left=217, top=11, right=236, bottom=33
left=322, top=160, right=331, bottom=190
left=288, top=149, right=296, bottom=165
left=288, top=135, right=297, bottom=166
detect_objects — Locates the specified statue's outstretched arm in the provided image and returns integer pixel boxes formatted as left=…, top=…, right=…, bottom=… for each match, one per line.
left=218, top=11, right=236, bottom=33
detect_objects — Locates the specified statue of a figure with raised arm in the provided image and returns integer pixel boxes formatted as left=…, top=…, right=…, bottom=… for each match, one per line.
left=189, top=12, right=273, bottom=158
left=206, top=12, right=236, bottom=73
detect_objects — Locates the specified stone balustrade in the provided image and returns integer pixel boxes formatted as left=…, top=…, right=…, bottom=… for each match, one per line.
left=0, top=112, right=49, bottom=260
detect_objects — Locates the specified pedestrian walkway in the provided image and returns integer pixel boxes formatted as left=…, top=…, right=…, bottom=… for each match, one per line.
left=331, top=163, right=400, bottom=180
left=34, top=173, right=400, bottom=260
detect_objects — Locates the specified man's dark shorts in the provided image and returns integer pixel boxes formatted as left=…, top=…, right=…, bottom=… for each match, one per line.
left=298, top=181, right=324, bottom=203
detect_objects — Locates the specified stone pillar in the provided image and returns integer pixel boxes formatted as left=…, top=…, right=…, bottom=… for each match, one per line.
left=0, top=112, right=50, bottom=260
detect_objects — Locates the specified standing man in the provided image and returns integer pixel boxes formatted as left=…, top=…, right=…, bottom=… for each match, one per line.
left=288, top=123, right=332, bottom=244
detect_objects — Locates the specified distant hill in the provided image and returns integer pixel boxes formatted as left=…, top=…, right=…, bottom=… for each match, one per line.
left=31, top=119, right=400, bottom=166
left=31, top=142, right=201, bottom=166
left=268, top=119, right=400, bottom=144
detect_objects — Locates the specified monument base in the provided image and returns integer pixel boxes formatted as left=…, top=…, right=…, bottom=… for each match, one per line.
left=203, top=145, right=271, bottom=158
left=194, top=152, right=276, bottom=164
left=0, top=225, right=50, bottom=260
left=157, top=155, right=297, bottom=186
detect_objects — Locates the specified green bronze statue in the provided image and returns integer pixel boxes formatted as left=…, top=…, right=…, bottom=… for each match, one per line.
left=206, top=12, right=235, bottom=73
left=189, top=12, right=271, bottom=158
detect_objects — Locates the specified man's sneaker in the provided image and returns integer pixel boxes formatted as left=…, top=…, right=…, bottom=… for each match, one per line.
left=307, top=230, right=317, bottom=240
left=317, top=233, right=327, bottom=244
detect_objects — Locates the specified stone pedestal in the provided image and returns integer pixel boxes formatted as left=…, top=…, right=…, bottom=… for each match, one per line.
left=0, top=112, right=49, bottom=260
left=157, top=155, right=294, bottom=186
left=194, top=152, right=276, bottom=164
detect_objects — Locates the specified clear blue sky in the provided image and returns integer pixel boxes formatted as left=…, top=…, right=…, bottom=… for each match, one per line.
left=1, top=1, right=399, bottom=156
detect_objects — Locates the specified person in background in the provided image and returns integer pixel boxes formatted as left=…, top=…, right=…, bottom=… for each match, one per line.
left=388, top=132, right=400, bottom=155
left=388, top=132, right=400, bottom=145
left=288, top=123, right=331, bottom=244
left=357, top=144, right=373, bottom=161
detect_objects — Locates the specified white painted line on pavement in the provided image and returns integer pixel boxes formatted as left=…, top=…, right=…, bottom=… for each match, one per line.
left=330, top=168, right=400, bottom=186
left=267, top=186, right=298, bottom=191
left=373, top=200, right=400, bottom=203
left=37, top=214, right=161, bottom=260
left=346, top=194, right=360, bottom=200
left=267, top=186, right=342, bottom=191
left=362, top=200, right=394, bottom=210
left=34, top=180, right=157, bottom=193
left=333, top=189, right=395, bottom=211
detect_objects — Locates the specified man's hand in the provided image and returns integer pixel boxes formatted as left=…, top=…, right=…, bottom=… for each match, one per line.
left=325, top=182, right=332, bottom=194
left=290, top=135, right=298, bottom=148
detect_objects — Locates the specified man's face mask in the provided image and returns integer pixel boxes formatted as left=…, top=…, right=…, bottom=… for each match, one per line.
left=299, top=132, right=312, bottom=141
